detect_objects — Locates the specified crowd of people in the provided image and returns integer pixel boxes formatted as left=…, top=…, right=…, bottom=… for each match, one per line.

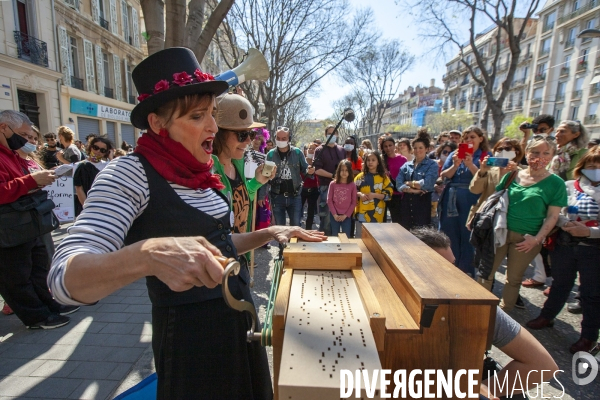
left=0, top=47, right=598, bottom=399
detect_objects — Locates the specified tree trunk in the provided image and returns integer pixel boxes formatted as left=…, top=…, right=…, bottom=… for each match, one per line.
left=490, top=108, right=505, bottom=144
left=185, top=0, right=206, bottom=48
left=141, top=0, right=166, bottom=55
left=194, top=0, right=235, bottom=62
left=165, top=0, right=186, bottom=48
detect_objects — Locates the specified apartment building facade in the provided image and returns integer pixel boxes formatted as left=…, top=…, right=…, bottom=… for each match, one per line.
left=442, top=18, right=538, bottom=133
left=54, top=0, right=144, bottom=145
left=0, top=0, right=63, bottom=133
left=528, top=0, right=600, bottom=138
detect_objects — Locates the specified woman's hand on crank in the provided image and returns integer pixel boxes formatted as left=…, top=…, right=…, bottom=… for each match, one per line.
left=141, top=236, right=225, bottom=291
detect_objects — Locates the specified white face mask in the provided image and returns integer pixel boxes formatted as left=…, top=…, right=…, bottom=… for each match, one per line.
left=305, top=153, right=314, bottom=159
left=493, top=150, right=517, bottom=160
left=276, top=140, right=288, bottom=149
left=343, top=144, right=354, bottom=152
left=21, top=142, right=37, bottom=154
left=582, top=169, right=600, bottom=182
left=328, top=135, right=337, bottom=144
left=440, top=154, right=448, bottom=163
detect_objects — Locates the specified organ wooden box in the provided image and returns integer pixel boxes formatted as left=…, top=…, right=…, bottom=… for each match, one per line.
left=272, top=223, right=499, bottom=400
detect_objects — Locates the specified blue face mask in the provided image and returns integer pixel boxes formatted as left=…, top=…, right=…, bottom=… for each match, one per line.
left=582, top=169, right=600, bottom=182
left=20, top=142, right=37, bottom=154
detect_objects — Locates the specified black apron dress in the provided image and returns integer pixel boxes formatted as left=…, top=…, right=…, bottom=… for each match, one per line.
left=123, top=154, right=272, bottom=400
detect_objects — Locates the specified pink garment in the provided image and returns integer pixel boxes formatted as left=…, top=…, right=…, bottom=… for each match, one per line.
left=327, top=181, right=357, bottom=217
left=385, top=154, right=407, bottom=194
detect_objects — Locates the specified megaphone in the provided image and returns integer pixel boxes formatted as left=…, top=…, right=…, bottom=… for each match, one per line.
left=215, top=48, right=270, bottom=87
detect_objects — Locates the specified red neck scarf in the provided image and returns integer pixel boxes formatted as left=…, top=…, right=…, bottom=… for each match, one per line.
left=135, top=129, right=224, bottom=190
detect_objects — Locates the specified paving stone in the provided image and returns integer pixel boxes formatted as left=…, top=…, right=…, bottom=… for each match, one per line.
left=69, top=379, right=120, bottom=400
left=117, top=289, right=146, bottom=297
left=29, top=360, right=81, bottom=378
left=68, top=361, right=122, bottom=380
left=24, top=377, right=82, bottom=399
left=106, top=363, right=134, bottom=380
left=119, top=296, right=150, bottom=305
left=92, top=312, right=131, bottom=323
left=98, top=322, right=138, bottom=335
left=0, top=359, right=46, bottom=377
left=123, top=304, right=152, bottom=313
left=95, top=303, right=130, bottom=313
left=101, top=295, right=126, bottom=304
left=65, top=345, right=114, bottom=362
left=0, top=376, right=45, bottom=397
left=134, top=335, right=153, bottom=347
left=126, top=313, right=152, bottom=324
left=2, top=343, right=54, bottom=360
left=103, top=346, right=146, bottom=363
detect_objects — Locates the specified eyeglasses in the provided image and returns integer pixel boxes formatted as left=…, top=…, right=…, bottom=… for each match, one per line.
left=233, top=130, right=257, bottom=142
left=496, top=146, right=514, bottom=151
left=533, top=135, right=556, bottom=141
left=276, top=126, right=289, bottom=132
left=92, top=144, right=108, bottom=154
left=442, top=150, right=450, bottom=155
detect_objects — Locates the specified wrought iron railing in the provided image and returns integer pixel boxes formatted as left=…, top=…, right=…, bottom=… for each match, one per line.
left=71, top=76, right=84, bottom=90
left=534, top=73, right=546, bottom=82
left=565, top=38, right=576, bottom=48
left=572, top=90, right=583, bottom=98
left=556, top=94, right=565, bottom=102
left=13, top=31, right=49, bottom=68
left=560, top=67, right=570, bottom=76
left=577, top=61, right=588, bottom=72
left=100, top=16, right=110, bottom=31
left=584, top=115, right=597, bottom=124
left=558, top=0, right=599, bottom=25
left=538, top=48, right=550, bottom=58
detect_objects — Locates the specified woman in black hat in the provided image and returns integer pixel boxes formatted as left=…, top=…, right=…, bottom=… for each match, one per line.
left=48, top=47, right=325, bottom=399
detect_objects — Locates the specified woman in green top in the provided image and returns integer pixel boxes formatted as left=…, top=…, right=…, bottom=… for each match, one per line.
left=479, top=138, right=568, bottom=311
left=549, top=120, right=588, bottom=181
left=212, top=93, right=272, bottom=234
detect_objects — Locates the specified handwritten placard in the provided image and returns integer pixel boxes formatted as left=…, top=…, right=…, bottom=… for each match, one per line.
left=45, top=176, right=75, bottom=222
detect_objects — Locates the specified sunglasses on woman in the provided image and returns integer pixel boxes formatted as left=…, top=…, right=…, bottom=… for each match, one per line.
left=276, top=126, right=289, bottom=132
left=233, top=130, right=257, bottom=142
left=496, top=146, right=514, bottom=151
left=92, top=144, right=108, bottom=154
left=442, top=150, right=450, bottom=155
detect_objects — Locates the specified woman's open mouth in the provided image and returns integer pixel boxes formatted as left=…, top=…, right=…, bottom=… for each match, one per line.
left=202, top=138, right=213, bottom=154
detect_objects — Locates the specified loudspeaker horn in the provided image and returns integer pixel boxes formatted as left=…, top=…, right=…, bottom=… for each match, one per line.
left=215, top=48, right=270, bottom=87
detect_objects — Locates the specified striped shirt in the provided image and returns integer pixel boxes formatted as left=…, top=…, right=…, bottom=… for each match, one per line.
left=48, top=155, right=229, bottom=306
left=568, top=191, right=600, bottom=220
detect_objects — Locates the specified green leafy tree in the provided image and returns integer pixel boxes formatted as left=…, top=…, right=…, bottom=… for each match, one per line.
left=425, top=110, right=474, bottom=134
left=503, top=114, right=531, bottom=138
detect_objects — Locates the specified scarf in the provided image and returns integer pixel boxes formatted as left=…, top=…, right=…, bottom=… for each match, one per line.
left=549, top=142, right=580, bottom=178
left=575, top=176, right=600, bottom=205
left=135, top=129, right=224, bottom=190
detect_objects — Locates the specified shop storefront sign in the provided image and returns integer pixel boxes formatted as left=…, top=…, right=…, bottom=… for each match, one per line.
left=70, top=98, right=131, bottom=122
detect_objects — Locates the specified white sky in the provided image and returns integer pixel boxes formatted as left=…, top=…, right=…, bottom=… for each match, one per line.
left=307, top=0, right=445, bottom=120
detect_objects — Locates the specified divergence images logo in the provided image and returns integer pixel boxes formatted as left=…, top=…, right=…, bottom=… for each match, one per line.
left=572, top=351, right=599, bottom=386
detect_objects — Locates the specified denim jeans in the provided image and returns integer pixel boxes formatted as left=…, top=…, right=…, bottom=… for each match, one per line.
left=271, top=193, right=302, bottom=226
left=318, top=185, right=331, bottom=235
left=330, top=213, right=351, bottom=236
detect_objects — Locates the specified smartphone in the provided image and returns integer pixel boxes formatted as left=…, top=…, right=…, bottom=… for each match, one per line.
left=262, top=160, right=276, bottom=178
left=486, top=157, right=509, bottom=167
left=457, top=143, right=474, bottom=159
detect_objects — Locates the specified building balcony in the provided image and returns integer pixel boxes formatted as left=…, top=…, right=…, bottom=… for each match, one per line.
left=469, top=92, right=482, bottom=101
left=519, top=53, right=533, bottom=64
left=565, top=38, right=576, bottom=49
left=511, top=78, right=527, bottom=88
left=591, top=84, right=600, bottom=96
left=538, top=48, right=550, bottom=58
left=534, top=73, right=546, bottom=82
left=560, top=67, right=570, bottom=76
left=71, top=76, right=84, bottom=90
left=557, top=0, right=600, bottom=25
left=506, top=103, right=513, bottom=111
left=556, top=94, right=565, bottom=102
left=531, top=98, right=542, bottom=105
left=13, top=31, right=49, bottom=68
left=497, top=62, right=509, bottom=72
left=542, top=23, right=554, bottom=33
left=572, top=90, right=583, bottom=99
left=585, top=115, right=597, bottom=124
left=458, top=96, right=467, bottom=104
left=99, top=16, right=110, bottom=31
left=577, top=61, right=588, bottom=72
left=595, top=56, right=600, bottom=68
left=104, top=86, right=114, bottom=98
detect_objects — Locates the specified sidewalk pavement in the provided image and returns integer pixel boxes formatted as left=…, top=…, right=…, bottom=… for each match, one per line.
left=0, top=224, right=154, bottom=400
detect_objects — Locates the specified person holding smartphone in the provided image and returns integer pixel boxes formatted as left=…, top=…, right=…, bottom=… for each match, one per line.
left=439, top=126, right=491, bottom=276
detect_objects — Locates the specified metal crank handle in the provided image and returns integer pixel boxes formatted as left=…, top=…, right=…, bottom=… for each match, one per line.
left=216, top=256, right=261, bottom=342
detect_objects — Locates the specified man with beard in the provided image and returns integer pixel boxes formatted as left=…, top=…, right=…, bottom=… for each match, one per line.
left=40, top=132, right=61, bottom=168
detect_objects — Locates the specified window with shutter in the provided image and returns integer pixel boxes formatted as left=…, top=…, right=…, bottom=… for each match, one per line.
left=131, top=7, right=139, bottom=47
left=58, top=26, right=72, bottom=86
left=113, top=54, right=122, bottom=101
left=123, top=60, right=130, bottom=103
left=84, top=40, right=96, bottom=93
left=121, top=0, right=129, bottom=42
left=63, top=0, right=80, bottom=11
left=91, top=0, right=99, bottom=23
left=110, top=0, right=119, bottom=36
left=95, top=45, right=104, bottom=96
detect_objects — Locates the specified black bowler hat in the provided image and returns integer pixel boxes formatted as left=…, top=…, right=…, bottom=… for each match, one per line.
left=130, top=47, right=229, bottom=129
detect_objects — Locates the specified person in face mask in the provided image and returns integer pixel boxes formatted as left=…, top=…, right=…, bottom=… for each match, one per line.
left=344, top=136, right=362, bottom=175
left=313, top=125, right=346, bottom=235
left=478, top=138, right=568, bottom=313
left=40, top=133, right=61, bottom=168
left=435, top=141, right=457, bottom=174
left=0, top=110, right=76, bottom=330
left=519, top=114, right=556, bottom=166
left=468, top=138, right=523, bottom=228
left=301, top=142, right=320, bottom=230
left=266, top=126, right=314, bottom=227
left=527, top=145, right=600, bottom=354
left=380, top=136, right=407, bottom=225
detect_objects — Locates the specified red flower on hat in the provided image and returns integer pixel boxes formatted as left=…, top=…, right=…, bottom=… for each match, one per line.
left=194, top=69, right=214, bottom=82
left=137, top=93, right=151, bottom=102
left=173, top=71, right=193, bottom=86
left=154, top=79, right=170, bottom=94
